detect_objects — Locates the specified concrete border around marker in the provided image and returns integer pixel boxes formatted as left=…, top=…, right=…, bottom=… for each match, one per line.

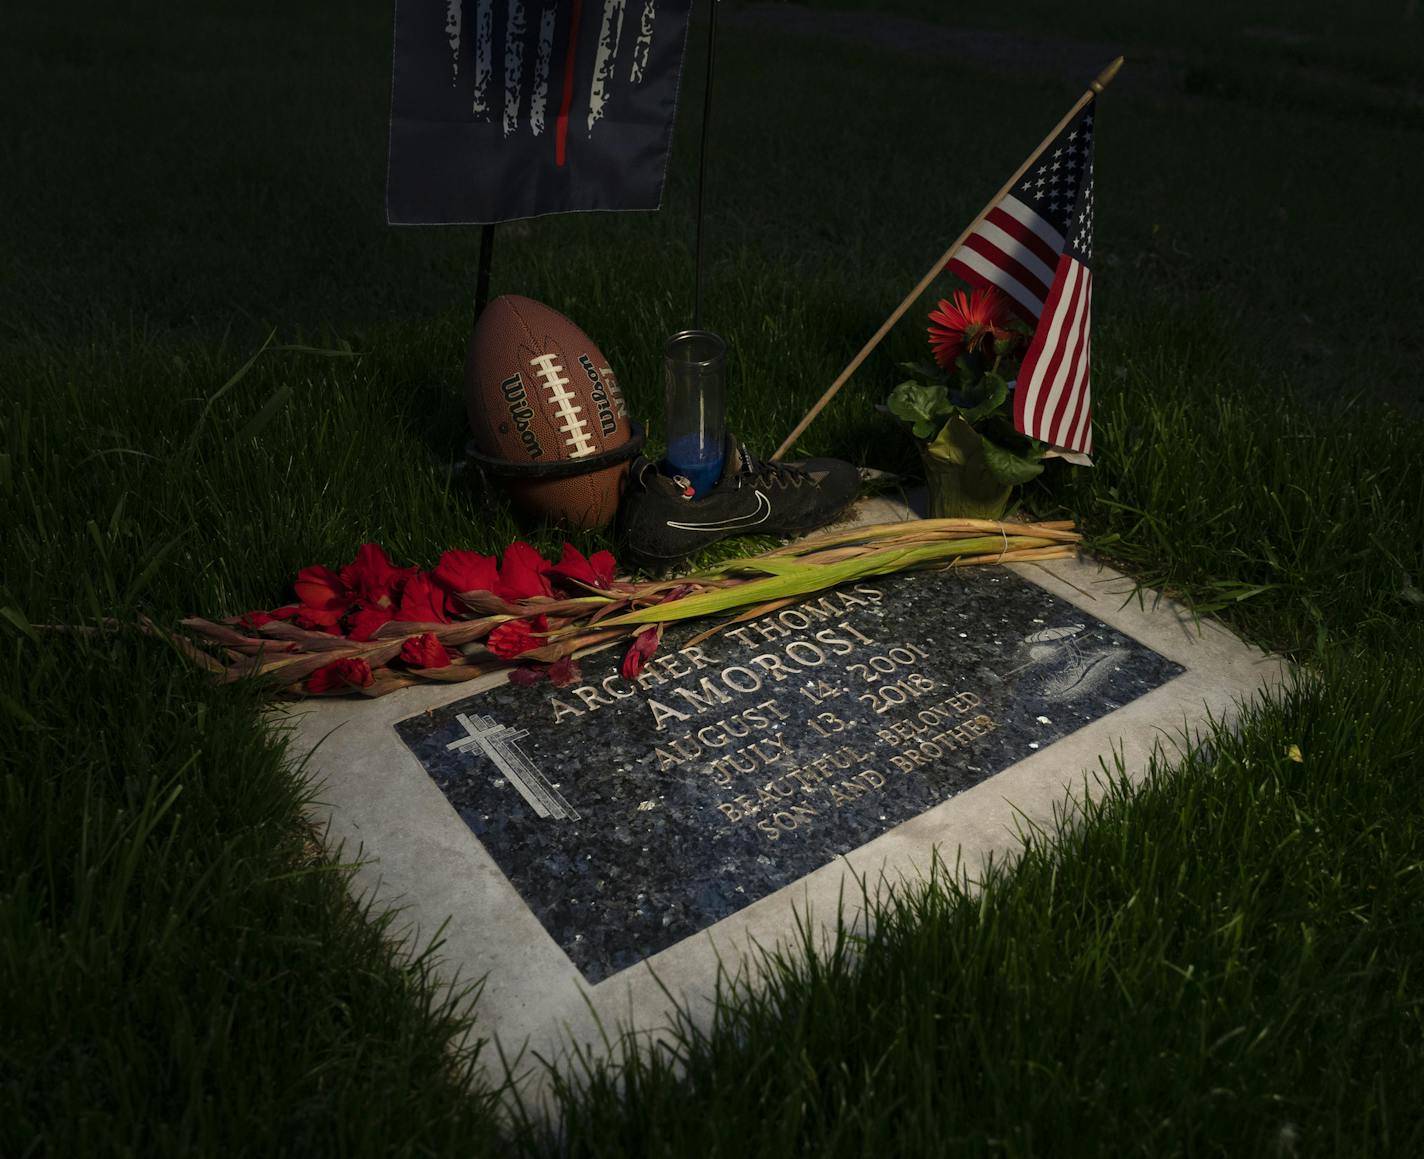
left=281, top=539, right=1287, bottom=1090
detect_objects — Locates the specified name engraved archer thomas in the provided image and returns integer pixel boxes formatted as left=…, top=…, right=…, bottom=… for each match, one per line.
left=537, top=584, right=1000, bottom=844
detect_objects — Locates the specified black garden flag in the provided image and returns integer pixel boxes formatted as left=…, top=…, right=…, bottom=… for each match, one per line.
left=388, top=0, right=694, bottom=224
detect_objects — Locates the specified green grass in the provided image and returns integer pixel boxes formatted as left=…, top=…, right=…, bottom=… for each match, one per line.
left=3, top=0, right=1423, bottom=1154
left=1, top=650, right=506, bottom=1155
left=534, top=642, right=1424, bottom=1156
left=1050, top=308, right=1424, bottom=658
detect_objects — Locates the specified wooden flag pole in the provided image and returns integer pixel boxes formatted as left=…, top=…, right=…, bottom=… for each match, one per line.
left=771, top=55, right=1125, bottom=462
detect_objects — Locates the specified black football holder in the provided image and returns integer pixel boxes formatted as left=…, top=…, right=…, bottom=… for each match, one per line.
left=463, top=420, right=646, bottom=481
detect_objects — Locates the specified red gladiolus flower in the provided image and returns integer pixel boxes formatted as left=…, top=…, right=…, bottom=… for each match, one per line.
left=293, top=606, right=344, bottom=632
left=621, top=626, right=661, bottom=679
left=293, top=564, right=351, bottom=620
left=346, top=606, right=394, bottom=642
left=340, top=543, right=417, bottom=610
left=487, top=613, right=549, bottom=659
left=237, top=610, right=274, bottom=630
left=547, top=543, right=617, bottom=591
left=393, top=573, right=451, bottom=624
left=496, top=542, right=555, bottom=601
left=400, top=633, right=451, bottom=669
left=928, top=287, right=1014, bottom=371
left=432, top=548, right=500, bottom=597
left=548, top=655, right=580, bottom=688
left=306, top=657, right=374, bottom=694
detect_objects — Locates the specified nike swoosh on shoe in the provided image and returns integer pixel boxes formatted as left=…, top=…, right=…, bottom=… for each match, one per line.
left=664, top=491, right=773, bottom=532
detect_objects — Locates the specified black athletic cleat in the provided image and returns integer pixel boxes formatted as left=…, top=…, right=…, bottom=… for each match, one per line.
left=620, top=435, right=861, bottom=566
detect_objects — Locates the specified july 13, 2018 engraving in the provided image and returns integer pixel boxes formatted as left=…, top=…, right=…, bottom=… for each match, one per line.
left=396, top=566, right=1183, bottom=983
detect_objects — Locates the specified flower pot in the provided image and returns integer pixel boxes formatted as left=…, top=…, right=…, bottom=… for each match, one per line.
left=918, top=417, right=1012, bottom=520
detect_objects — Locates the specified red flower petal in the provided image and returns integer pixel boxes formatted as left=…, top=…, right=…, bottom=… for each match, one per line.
left=237, top=611, right=274, bottom=629
left=347, top=606, right=394, bottom=642
left=620, top=625, right=660, bottom=679
left=293, top=604, right=345, bottom=631
left=507, top=664, right=547, bottom=687
left=306, top=657, right=374, bottom=694
left=432, top=548, right=500, bottom=596
left=928, top=287, right=1014, bottom=370
left=293, top=564, right=350, bottom=614
left=340, top=544, right=418, bottom=610
left=547, top=543, right=609, bottom=591
left=486, top=613, right=549, bottom=659
left=587, top=550, right=617, bottom=587
left=496, top=542, right=554, bottom=601
left=393, top=573, right=452, bottom=624
left=548, top=655, right=580, bottom=687
left=399, top=632, right=451, bottom=669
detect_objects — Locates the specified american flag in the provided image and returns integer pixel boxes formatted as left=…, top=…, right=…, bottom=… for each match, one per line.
left=947, top=100, right=1097, bottom=456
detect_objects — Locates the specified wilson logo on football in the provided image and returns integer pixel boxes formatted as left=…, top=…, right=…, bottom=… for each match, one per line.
left=499, top=372, right=544, bottom=460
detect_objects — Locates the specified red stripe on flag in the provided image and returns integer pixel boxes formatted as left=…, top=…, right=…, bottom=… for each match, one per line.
left=1028, top=267, right=1086, bottom=440
left=1063, top=334, right=1093, bottom=454
left=984, top=206, right=1059, bottom=271
left=944, top=255, right=1017, bottom=308
left=1014, top=254, right=1077, bottom=439
left=555, top=0, right=584, bottom=168
left=958, top=234, right=1052, bottom=307
left=1043, top=273, right=1091, bottom=445
left=1058, top=281, right=1093, bottom=454
left=945, top=255, right=1040, bottom=324
left=1066, top=383, right=1092, bottom=454
left=1060, top=320, right=1094, bottom=450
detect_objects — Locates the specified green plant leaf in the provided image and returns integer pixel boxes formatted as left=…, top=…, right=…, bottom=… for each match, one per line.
left=978, top=434, right=1045, bottom=485
left=925, top=420, right=968, bottom=465
left=887, top=381, right=951, bottom=438
left=960, top=373, right=1010, bottom=425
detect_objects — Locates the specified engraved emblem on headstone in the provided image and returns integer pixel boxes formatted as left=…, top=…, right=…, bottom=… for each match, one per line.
left=1019, top=624, right=1127, bottom=700
left=445, top=712, right=579, bottom=821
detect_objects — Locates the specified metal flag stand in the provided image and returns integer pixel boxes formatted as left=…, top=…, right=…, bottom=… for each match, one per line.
left=472, top=221, right=496, bottom=326
left=692, top=0, right=720, bottom=330
left=659, top=0, right=728, bottom=494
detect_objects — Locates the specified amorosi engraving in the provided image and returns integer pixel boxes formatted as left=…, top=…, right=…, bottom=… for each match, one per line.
left=545, top=588, right=885, bottom=730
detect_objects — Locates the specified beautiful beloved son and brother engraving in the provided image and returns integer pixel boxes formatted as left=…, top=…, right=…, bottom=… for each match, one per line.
left=396, top=566, right=1183, bottom=983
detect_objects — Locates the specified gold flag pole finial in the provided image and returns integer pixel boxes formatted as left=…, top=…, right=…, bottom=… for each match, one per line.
left=1090, top=55, right=1125, bottom=94
left=771, top=57, right=1127, bottom=462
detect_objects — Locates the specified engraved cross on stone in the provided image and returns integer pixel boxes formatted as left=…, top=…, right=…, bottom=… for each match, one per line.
left=446, top=712, right=579, bottom=821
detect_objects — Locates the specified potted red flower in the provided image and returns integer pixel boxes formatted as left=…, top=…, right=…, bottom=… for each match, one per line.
left=886, top=286, right=1048, bottom=519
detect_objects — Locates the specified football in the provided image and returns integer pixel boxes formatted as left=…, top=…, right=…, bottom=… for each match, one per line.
left=464, top=295, right=640, bottom=530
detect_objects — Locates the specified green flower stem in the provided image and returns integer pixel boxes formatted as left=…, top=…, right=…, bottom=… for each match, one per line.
left=593, top=535, right=1060, bottom=628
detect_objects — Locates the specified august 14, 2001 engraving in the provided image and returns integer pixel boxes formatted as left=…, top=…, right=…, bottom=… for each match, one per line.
left=395, top=566, right=1184, bottom=983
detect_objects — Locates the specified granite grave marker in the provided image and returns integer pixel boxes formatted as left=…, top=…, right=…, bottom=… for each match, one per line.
left=395, top=566, right=1184, bottom=982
